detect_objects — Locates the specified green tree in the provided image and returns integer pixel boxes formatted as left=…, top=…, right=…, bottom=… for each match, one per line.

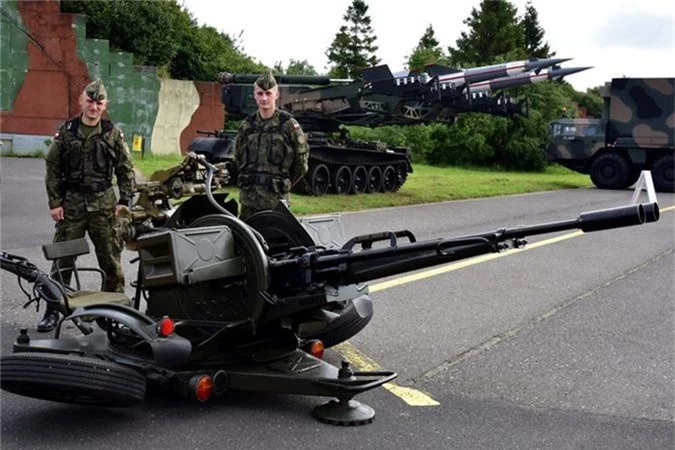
left=447, top=0, right=525, bottom=66
left=326, top=0, right=379, bottom=79
left=61, top=0, right=187, bottom=67
left=520, top=1, right=552, bottom=58
left=273, top=59, right=318, bottom=75
left=406, top=25, right=447, bottom=72
left=61, top=0, right=263, bottom=80
left=171, top=25, right=265, bottom=81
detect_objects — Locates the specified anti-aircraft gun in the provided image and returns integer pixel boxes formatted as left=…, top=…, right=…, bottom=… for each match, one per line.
left=189, top=58, right=590, bottom=196
left=0, top=156, right=661, bottom=425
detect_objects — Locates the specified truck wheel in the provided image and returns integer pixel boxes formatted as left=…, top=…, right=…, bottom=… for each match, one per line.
left=590, top=153, right=632, bottom=189
left=1, top=353, right=146, bottom=407
left=651, top=155, right=674, bottom=192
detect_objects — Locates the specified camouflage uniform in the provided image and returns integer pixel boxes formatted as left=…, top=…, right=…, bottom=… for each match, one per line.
left=45, top=80, right=134, bottom=293
left=234, top=72, right=309, bottom=220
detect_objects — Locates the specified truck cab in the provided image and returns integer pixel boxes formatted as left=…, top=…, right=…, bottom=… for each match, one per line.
left=546, top=118, right=606, bottom=174
left=546, top=78, right=674, bottom=192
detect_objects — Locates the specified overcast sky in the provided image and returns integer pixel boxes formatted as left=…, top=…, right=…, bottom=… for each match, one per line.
left=180, top=0, right=674, bottom=92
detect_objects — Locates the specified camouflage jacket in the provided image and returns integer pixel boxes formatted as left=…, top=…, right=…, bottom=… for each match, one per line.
left=45, top=116, right=134, bottom=211
left=234, top=110, right=309, bottom=194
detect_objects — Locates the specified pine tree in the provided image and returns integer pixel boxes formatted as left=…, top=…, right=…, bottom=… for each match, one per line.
left=447, top=0, right=525, bottom=67
left=520, top=1, right=552, bottom=58
left=406, top=25, right=447, bottom=72
left=325, top=0, right=379, bottom=79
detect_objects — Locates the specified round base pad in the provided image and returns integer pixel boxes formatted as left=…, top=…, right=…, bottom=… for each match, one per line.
left=313, top=398, right=375, bottom=426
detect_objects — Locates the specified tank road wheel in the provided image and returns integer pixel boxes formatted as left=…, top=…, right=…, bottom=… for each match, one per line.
left=332, top=166, right=353, bottom=195
left=366, top=166, right=383, bottom=193
left=393, top=165, right=408, bottom=192
left=589, top=153, right=632, bottom=189
left=0, top=353, right=146, bottom=407
left=651, top=154, right=674, bottom=192
left=309, top=164, right=330, bottom=196
left=351, top=165, right=368, bottom=194
left=382, top=166, right=397, bottom=192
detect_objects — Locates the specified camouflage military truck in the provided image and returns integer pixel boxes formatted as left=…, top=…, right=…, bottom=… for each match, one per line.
left=546, top=78, right=674, bottom=192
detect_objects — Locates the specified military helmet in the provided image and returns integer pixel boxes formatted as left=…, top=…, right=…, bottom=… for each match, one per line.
left=254, top=71, right=277, bottom=90
left=85, top=79, right=107, bottom=101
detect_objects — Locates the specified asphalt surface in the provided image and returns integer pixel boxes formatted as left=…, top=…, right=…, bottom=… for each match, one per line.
left=0, top=157, right=673, bottom=449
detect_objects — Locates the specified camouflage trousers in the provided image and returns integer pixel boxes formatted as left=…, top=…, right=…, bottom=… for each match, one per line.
left=239, top=186, right=289, bottom=221
left=51, top=208, right=125, bottom=293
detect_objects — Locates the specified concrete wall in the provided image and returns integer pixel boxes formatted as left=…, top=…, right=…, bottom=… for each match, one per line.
left=151, top=79, right=200, bottom=155
left=0, top=0, right=225, bottom=156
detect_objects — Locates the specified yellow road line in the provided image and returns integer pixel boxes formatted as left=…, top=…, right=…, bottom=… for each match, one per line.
left=335, top=204, right=673, bottom=406
left=334, top=341, right=439, bottom=406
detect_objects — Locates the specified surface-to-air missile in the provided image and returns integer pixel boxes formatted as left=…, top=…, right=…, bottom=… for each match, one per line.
left=466, top=65, right=592, bottom=93
left=189, top=58, right=588, bottom=196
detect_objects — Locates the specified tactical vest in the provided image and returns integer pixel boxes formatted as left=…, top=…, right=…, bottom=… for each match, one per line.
left=59, top=117, right=117, bottom=192
left=238, top=111, right=294, bottom=191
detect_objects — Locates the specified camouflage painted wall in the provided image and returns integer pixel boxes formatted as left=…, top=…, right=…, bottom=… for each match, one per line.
left=0, top=1, right=29, bottom=112
left=0, top=0, right=224, bottom=155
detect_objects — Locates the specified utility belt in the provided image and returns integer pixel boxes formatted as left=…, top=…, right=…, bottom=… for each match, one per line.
left=238, top=173, right=290, bottom=194
left=65, top=180, right=112, bottom=194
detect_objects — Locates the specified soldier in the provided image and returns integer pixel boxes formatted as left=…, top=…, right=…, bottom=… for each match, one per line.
left=40, top=79, right=135, bottom=332
left=234, top=71, right=309, bottom=220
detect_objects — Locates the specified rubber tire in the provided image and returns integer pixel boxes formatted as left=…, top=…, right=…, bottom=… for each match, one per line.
left=301, top=300, right=373, bottom=349
left=590, top=153, right=632, bottom=189
left=1, top=353, right=146, bottom=407
left=651, top=154, right=674, bottom=192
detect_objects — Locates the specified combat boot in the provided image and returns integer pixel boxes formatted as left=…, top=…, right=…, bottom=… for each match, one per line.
left=37, top=305, right=60, bottom=332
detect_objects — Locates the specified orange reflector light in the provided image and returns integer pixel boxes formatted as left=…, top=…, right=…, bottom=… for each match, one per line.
left=194, top=375, right=214, bottom=402
left=310, top=340, right=325, bottom=359
left=157, top=317, right=175, bottom=337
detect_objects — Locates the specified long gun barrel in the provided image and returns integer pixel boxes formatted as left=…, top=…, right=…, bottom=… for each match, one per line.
left=271, top=202, right=659, bottom=286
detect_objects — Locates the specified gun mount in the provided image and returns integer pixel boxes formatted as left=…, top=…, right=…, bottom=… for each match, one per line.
left=0, top=155, right=660, bottom=425
left=189, top=58, right=589, bottom=195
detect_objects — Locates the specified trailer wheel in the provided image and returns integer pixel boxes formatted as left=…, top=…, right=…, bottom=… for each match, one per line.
left=651, top=154, right=674, bottom=192
left=332, top=166, right=353, bottom=195
left=309, top=164, right=330, bottom=196
left=382, top=166, right=397, bottom=192
left=300, top=298, right=373, bottom=348
left=351, top=166, right=368, bottom=194
left=1, top=353, right=146, bottom=407
left=366, top=166, right=383, bottom=193
left=590, top=153, right=632, bottom=189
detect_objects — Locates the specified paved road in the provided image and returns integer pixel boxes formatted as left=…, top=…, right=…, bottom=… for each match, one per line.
left=1, top=157, right=672, bottom=449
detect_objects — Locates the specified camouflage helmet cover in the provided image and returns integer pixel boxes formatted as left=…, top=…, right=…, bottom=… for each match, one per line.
left=85, top=79, right=107, bottom=101
left=254, top=71, right=277, bottom=90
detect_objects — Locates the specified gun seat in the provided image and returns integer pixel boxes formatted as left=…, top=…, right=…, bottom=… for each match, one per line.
left=41, top=238, right=130, bottom=312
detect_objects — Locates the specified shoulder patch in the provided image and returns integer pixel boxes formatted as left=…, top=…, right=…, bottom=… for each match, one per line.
left=292, top=121, right=300, bottom=130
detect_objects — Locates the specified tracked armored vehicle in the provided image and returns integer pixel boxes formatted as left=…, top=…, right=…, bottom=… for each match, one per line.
left=189, top=59, right=588, bottom=195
